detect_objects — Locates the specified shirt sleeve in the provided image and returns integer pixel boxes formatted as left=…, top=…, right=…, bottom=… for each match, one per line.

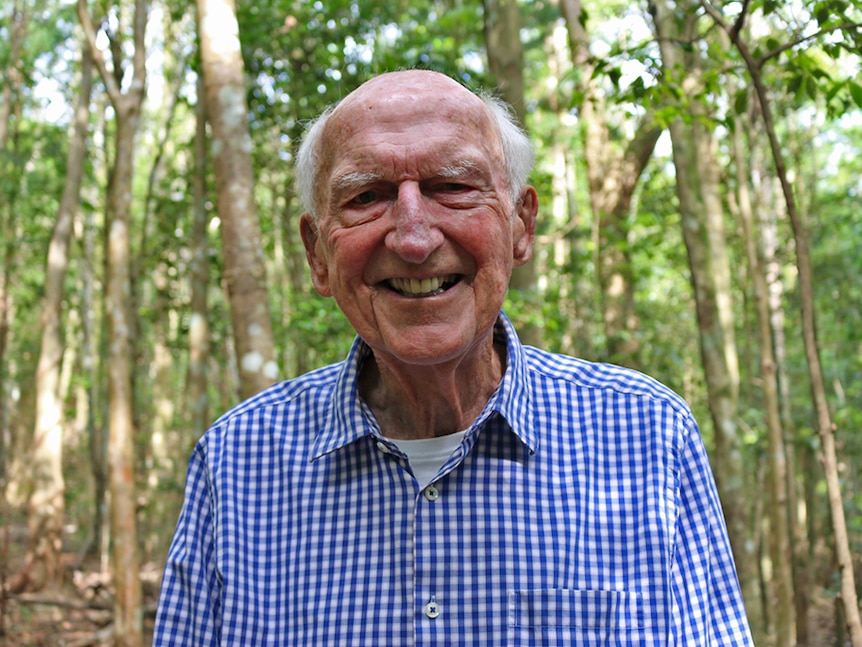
left=153, top=443, right=221, bottom=646
left=670, top=420, right=754, bottom=646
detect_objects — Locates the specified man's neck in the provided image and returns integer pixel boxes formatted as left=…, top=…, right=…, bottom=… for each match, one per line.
left=358, top=339, right=506, bottom=440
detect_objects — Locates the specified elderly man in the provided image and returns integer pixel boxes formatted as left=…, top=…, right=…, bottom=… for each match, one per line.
left=154, top=70, right=752, bottom=645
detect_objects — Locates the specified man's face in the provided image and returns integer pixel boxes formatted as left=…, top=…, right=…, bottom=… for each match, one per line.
left=301, top=71, right=536, bottom=369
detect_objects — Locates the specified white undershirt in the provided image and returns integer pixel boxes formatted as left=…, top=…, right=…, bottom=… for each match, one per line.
left=384, top=430, right=468, bottom=487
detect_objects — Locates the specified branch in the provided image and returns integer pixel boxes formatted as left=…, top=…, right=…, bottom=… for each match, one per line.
left=619, top=117, right=663, bottom=199
left=12, top=592, right=111, bottom=610
left=76, top=1, right=124, bottom=106
left=76, top=0, right=121, bottom=105
left=758, top=22, right=862, bottom=66
left=700, top=0, right=730, bottom=33
left=130, top=0, right=148, bottom=102
left=730, top=0, right=752, bottom=39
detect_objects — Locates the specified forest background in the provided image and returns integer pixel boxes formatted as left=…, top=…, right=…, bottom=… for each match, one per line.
left=0, top=0, right=860, bottom=645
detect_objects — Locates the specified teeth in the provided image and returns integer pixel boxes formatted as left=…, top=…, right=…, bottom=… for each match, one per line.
left=388, top=275, right=458, bottom=297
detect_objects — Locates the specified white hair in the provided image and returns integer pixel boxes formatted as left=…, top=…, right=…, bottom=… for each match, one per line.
left=294, top=90, right=534, bottom=221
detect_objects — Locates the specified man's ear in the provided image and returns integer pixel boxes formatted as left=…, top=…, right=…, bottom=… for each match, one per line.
left=300, top=213, right=332, bottom=297
left=512, top=186, right=537, bottom=267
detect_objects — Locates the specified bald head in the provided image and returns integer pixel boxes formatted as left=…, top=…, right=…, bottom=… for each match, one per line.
left=295, top=71, right=534, bottom=221
left=335, top=70, right=484, bottom=116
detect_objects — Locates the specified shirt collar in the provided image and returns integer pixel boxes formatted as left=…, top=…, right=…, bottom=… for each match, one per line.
left=310, top=311, right=537, bottom=461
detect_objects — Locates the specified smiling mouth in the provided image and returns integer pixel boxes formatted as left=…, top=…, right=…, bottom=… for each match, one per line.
left=386, top=274, right=462, bottom=298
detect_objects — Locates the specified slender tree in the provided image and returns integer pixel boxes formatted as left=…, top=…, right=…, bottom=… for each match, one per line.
left=16, top=45, right=94, bottom=593
left=648, top=0, right=763, bottom=634
left=0, top=0, right=27, bottom=492
left=731, top=97, right=797, bottom=644
left=78, top=0, right=148, bottom=643
left=196, top=0, right=278, bottom=400
left=187, top=72, right=211, bottom=444
left=0, top=0, right=25, bottom=151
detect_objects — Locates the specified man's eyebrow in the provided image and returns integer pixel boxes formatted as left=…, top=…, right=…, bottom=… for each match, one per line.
left=437, top=160, right=484, bottom=179
left=330, top=171, right=384, bottom=194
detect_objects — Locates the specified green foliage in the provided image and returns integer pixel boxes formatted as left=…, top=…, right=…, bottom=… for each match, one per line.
left=288, top=292, right=356, bottom=368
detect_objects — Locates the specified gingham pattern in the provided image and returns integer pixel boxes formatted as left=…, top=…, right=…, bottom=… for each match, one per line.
left=154, top=313, right=753, bottom=646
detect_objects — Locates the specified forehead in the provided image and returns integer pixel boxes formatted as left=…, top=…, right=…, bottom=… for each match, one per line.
left=319, top=77, right=503, bottom=182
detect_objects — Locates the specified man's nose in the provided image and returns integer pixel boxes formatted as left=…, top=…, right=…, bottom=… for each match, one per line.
left=385, top=182, right=444, bottom=264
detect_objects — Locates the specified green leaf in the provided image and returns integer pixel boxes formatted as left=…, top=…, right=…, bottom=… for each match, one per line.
left=806, top=75, right=818, bottom=101
left=734, top=90, right=748, bottom=115
left=724, top=114, right=737, bottom=133
left=850, top=81, right=862, bottom=109
left=762, top=0, right=779, bottom=15
left=788, top=73, right=804, bottom=96
left=825, top=81, right=843, bottom=103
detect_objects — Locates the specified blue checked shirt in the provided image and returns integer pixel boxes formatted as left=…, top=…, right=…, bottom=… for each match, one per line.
left=154, top=313, right=753, bottom=645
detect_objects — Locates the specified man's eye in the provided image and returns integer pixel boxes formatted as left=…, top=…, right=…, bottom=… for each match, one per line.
left=352, top=190, right=378, bottom=205
left=441, top=183, right=469, bottom=192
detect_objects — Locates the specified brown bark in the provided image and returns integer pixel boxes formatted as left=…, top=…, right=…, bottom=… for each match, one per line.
left=730, top=108, right=786, bottom=644
left=197, top=0, right=277, bottom=400
left=146, top=262, right=179, bottom=561
left=78, top=0, right=148, bottom=643
left=482, top=0, right=527, bottom=124
left=187, top=72, right=211, bottom=442
left=701, top=3, right=862, bottom=644
left=0, top=0, right=27, bottom=495
left=736, top=133, right=796, bottom=647
left=482, top=0, right=541, bottom=347
left=81, top=183, right=107, bottom=562
left=0, top=0, right=25, bottom=150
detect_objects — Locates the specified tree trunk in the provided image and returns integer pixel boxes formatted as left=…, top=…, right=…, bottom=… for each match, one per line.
left=105, top=115, right=144, bottom=647
left=197, top=0, right=277, bottom=400
left=78, top=0, right=148, bottom=643
left=0, top=0, right=24, bottom=150
left=187, top=72, right=211, bottom=443
left=482, top=0, right=542, bottom=346
left=0, top=0, right=27, bottom=497
left=77, top=113, right=108, bottom=561
left=482, top=0, right=526, bottom=122
left=736, top=135, right=796, bottom=647
left=649, top=0, right=760, bottom=631
left=730, top=112, right=787, bottom=643
left=146, top=262, right=179, bottom=561
left=760, top=168, right=809, bottom=645
left=20, top=44, right=94, bottom=593
left=280, top=197, right=311, bottom=377
left=560, top=0, right=660, bottom=368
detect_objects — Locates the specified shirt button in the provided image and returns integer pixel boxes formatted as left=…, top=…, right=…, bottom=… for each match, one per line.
left=376, top=441, right=392, bottom=454
left=424, top=597, right=441, bottom=619
left=423, top=484, right=440, bottom=502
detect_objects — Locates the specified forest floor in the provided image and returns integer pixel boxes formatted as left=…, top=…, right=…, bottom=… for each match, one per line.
left=0, top=517, right=158, bottom=647
left=0, top=516, right=851, bottom=646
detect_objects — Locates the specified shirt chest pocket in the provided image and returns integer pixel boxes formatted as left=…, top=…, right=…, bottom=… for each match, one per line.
left=507, top=589, right=644, bottom=646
